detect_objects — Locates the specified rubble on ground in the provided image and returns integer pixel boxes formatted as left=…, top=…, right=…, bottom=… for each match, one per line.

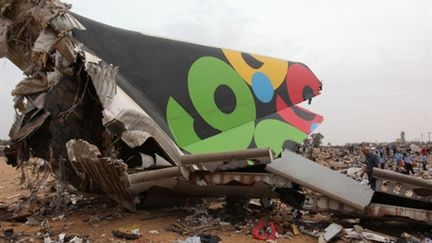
left=0, top=148, right=431, bottom=242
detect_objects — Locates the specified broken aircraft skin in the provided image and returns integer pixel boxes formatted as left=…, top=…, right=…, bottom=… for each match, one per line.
left=0, top=0, right=431, bottom=224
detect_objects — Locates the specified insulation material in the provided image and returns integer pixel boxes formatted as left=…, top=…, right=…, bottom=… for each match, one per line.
left=33, top=28, right=58, bottom=53
left=54, top=50, right=74, bottom=75
left=121, top=130, right=151, bottom=149
left=46, top=69, right=62, bottom=87
left=30, top=6, right=57, bottom=28
left=12, top=75, right=48, bottom=96
left=54, top=36, right=77, bottom=63
left=86, top=62, right=118, bottom=107
left=137, top=153, right=155, bottom=169
left=9, top=112, right=49, bottom=142
left=50, top=12, right=85, bottom=33
left=83, top=51, right=101, bottom=64
left=112, top=110, right=181, bottom=165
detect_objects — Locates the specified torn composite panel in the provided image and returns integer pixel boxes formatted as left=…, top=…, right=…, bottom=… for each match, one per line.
left=1, top=0, right=185, bottom=206
left=12, top=72, right=60, bottom=96
left=0, top=0, right=109, bottom=194
left=104, top=109, right=181, bottom=165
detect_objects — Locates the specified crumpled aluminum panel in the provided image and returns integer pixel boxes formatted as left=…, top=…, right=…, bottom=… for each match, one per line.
left=266, top=150, right=374, bottom=211
left=86, top=62, right=118, bottom=108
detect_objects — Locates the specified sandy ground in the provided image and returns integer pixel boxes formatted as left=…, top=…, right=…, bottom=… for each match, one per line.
left=0, top=157, right=315, bottom=243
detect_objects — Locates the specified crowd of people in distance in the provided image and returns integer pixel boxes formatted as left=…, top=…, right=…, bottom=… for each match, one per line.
left=348, top=143, right=430, bottom=176
left=354, top=143, right=430, bottom=190
left=295, top=141, right=430, bottom=190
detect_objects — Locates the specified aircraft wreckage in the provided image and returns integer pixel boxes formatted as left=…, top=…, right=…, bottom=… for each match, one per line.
left=0, top=0, right=431, bottom=224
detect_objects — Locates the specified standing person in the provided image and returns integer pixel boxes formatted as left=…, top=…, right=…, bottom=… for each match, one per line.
left=421, top=146, right=429, bottom=171
left=421, top=146, right=428, bottom=157
left=379, top=152, right=385, bottom=169
left=420, top=153, right=428, bottom=171
left=403, top=152, right=415, bottom=175
left=379, top=147, right=385, bottom=158
left=376, top=149, right=385, bottom=169
left=360, top=146, right=379, bottom=190
left=302, top=138, right=310, bottom=154
left=394, top=150, right=403, bottom=172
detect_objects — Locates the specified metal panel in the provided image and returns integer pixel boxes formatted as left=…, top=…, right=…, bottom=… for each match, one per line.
left=375, top=179, right=432, bottom=204
left=373, top=168, right=432, bottom=189
left=302, top=195, right=432, bottom=225
left=129, top=167, right=181, bottom=184
left=373, top=168, right=432, bottom=203
left=266, top=150, right=374, bottom=211
left=188, top=172, right=292, bottom=187
left=302, top=194, right=358, bottom=213
left=366, top=203, right=432, bottom=225
left=86, top=62, right=118, bottom=108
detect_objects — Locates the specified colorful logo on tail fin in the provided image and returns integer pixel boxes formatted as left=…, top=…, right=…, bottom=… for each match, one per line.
left=166, top=50, right=323, bottom=155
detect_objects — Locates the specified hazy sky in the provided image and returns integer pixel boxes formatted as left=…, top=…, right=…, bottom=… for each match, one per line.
left=0, top=0, right=431, bottom=144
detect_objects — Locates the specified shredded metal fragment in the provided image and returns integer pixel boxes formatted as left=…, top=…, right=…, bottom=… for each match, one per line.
left=86, top=62, right=118, bottom=107
left=33, top=28, right=58, bottom=53
left=50, top=12, right=85, bottom=33
left=66, top=139, right=135, bottom=211
left=9, top=112, right=50, bottom=142
left=12, top=73, right=53, bottom=96
left=54, top=36, right=77, bottom=63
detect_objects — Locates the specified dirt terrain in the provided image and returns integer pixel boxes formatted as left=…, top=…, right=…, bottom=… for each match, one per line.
left=0, top=157, right=315, bottom=242
left=1, top=153, right=431, bottom=243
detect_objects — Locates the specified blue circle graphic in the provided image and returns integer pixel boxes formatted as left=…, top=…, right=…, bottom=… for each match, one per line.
left=251, top=72, right=274, bottom=103
left=310, top=123, right=319, bottom=132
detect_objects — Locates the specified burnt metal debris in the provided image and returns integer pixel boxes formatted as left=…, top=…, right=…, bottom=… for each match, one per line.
left=0, top=0, right=431, bottom=228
